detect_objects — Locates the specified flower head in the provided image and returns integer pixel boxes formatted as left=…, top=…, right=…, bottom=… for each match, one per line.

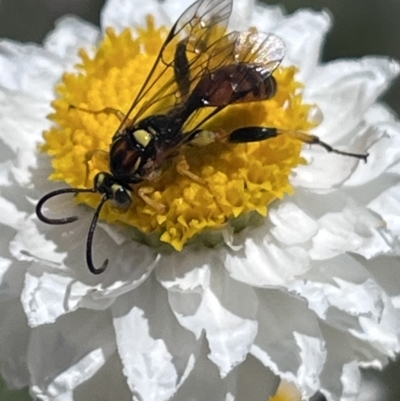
left=42, top=20, right=308, bottom=252
left=0, top=0, right=400, bottom=400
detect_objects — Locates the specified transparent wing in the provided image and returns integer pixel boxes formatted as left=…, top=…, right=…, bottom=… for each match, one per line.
left=119, top=0, right=233, bottom=127
left=223, top=31, right=285, bottom=72
left=185, top=30, right=286, bottom=94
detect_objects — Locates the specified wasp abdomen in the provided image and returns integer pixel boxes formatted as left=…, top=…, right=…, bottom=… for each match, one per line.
left=193, top=63, right=277, bottom=107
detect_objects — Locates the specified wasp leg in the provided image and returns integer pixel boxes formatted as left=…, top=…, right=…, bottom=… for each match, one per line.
left=174, top=36, right=207, bottom=101
left=187, top=129, right=218, bottom=147
left=138, top=187, right=166, bottom=213
left=176, top=154, right=206, bottom=185
left=228, top=127, right=368, bottom=162
left=69, top=105, right=126, bottom=122
left=174, top=41, right=191, bottom=100
left=176, top=154, right=225, bottom=216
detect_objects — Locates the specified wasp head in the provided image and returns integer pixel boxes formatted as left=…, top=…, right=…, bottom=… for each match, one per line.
left=94, top=172, right=132, bottom=208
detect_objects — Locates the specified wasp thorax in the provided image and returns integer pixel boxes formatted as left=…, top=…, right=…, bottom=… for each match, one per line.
left=110, top=133, right=148, bottom=180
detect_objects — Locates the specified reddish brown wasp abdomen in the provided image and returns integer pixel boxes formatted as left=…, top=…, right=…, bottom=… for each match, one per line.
left=193, top=63, right=277, bottom=107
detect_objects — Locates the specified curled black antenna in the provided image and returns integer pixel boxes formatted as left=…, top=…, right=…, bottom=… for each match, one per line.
left=36, top=186, right=111, bottom=274
left=86, top=195, right=109, bottom=274
left=36, top=187, right=95, bottom=224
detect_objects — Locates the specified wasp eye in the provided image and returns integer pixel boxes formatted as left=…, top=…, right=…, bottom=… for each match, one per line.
left=112, top=185, right=131, bottom=208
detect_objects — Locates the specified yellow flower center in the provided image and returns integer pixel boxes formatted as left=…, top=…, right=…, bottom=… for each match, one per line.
left=42, top=17, right=315, bottom=251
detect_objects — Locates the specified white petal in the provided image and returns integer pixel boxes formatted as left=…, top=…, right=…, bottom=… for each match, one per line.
left=228, top=0, right=255, bottom=31
left=344, top=121, right=400, bottom=186
left=172, top=290, right=257, bottom=378
left=269, top=201, right=319, bottom=246
left=0, top=161, right=12, bottom=187
left=157, top=251, right=258, bottom=376
left=163, top=0, right=254, bottom=33
left=292, top=149, right=361, bottom=190
left=291, top=255, right=400, bottom=354
left=10, top=219, right=65, bottom=265
left=73, top=353, right=132, bottom=401
left=250, top=3, right=287, bottom=33
left=368, top=183, right=400, bottom=238
left=290, top=255, right=374, bottom=317
left=325, top=362, right=362, bottom=401
left=364, top=102, right=398, bottom=125
left=0, top=20, right=97, bottom=185
left=363, top=256, right=400, bottom=302
left=340, top=362, right=363, bottom=401
left=101, top=0, right=169, bottom=33
left=251, top=289, right=325, bottom=397
left=294, top=333, right=326, bottom=398
left=0, top=257, right=19, bottom=301
left=250, top=4, right=285, bottom=33
left=112, top=275, right=200, bottom=401
left=356, top=294, right=400, bottom=356
left=21, top=267, right=100, bottom=326
left=0, top=88, right=50, bottom=143
left=0, top=40, right=65, bottom=96
left=172, top=341, right=280, bottom=401
left=0, top=195, right=26, bottom=232
left=0, top=299, right=30, bottom=388
left=0, top=199, right=27, bottom=302
left=19, top=218, right=64, bottom=263
left=305, top=57, right=400, bottom=142
left=225, top=225, right=310, bottom=287
left=271, top=10, right=331, bottom=81
left=169, top=339, right=227, bottom=401
left=162, top=0, right=195, bottom=24
left=0, top=89, right=52, bottom=184
left=20, top=230, right=158, bottom=326
left=0, top=260, right=26, bottom=301
left=318, top=325, right=363, bottom=401
left=28, top=309, right=116, bottom=400
left=310, top=201, right=397, bottom=260
left=44, top=17, right=100, bottom=61
left=114, top=307, right=178, bottom=401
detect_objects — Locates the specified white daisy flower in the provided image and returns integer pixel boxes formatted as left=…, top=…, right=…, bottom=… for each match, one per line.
left=0, top=0, right=399, bottom=400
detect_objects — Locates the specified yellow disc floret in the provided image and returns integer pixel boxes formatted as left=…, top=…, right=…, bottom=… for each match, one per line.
left=42, top=17, right=315, bottom=251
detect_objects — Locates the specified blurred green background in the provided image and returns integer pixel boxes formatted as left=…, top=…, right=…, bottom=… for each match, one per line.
left=269, top=0, right=400, bottom=114
left=0, top=0, right=399, bottom=400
